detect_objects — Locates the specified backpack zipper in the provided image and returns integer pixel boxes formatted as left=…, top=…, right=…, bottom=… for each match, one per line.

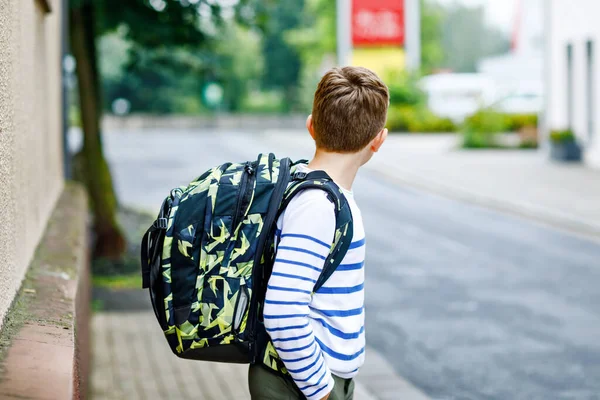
left=246, top=158, right=291, bottom=362
left=231, top=163, right=254, bottom=231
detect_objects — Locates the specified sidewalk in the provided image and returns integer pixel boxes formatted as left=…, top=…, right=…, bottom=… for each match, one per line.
left=91, top=291, right=429, bottom=400
left=263, top=130, right=600, bottom=241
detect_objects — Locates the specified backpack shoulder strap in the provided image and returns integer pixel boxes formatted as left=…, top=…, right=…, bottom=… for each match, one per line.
left=279, top=170, right=354, bottom=292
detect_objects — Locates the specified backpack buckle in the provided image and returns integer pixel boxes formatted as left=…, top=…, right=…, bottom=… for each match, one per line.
left=153, top=218, right=168, bottom=230
left=293, top=172, right=307, bottom=181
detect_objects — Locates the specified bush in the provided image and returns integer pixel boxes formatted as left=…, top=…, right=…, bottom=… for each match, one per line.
left=505, top=113, right=538, bottom=131
left=550, top=129, right=576, bottom=143
left=465, top=111, right=539, bottom=132
left=464, top=109, right=510, bottom=133
left=386, top=71, right=425, bottom=106
left=387, top=105, right=456, bottom=133
left=462, top=109, right=541, bottom=148
left=461, top=108, right=508, bottom=148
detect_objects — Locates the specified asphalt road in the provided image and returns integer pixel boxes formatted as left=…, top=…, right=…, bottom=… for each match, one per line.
left=90, top=129, right=600, bottom=400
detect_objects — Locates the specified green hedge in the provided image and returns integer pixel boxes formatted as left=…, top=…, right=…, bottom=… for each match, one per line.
left=461, top=109, right=506, bottom=148
left=464, top=110, right=538, bottom=133
left=506, top=113, right=538, bottom=131
left=461, top=109, right=539, bottom=149
left=550, top=129, right=576, bottom=143
left=386, top=106, right=538, bottom=135
left=387, top=105, right=457, bottom=133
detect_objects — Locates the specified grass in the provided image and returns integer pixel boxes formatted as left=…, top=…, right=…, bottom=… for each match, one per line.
left=91, top=206, right=153, bottom=292
left=92, top=273, right=142, bottom=290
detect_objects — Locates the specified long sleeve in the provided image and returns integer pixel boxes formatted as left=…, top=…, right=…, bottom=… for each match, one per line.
left=263, top=190, right=336, bottom=400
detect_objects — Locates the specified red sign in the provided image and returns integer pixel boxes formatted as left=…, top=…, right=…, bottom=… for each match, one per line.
left=352, top=0, right=405, bottom=47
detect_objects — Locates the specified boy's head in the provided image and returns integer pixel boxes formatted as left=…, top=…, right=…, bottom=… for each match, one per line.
left=308, top=66, right=389, bottom=158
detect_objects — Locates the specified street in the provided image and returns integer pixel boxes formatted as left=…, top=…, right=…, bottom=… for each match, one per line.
left=94, top=129, right=600, bottom=400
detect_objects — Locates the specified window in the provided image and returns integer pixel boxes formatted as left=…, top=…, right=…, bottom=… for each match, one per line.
left=567, top=43, right=574, bottom=131
left=586, top=40, right=595, bottom=141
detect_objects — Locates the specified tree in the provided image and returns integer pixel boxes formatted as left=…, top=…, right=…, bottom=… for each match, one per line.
left=101, top=35, right=209, bottom=114
left=420, top=0, right=445, bottom=74
left=261, top=0, right=305, bottom=112
left=69, top=0, right=261, bottom=258
left=440, top=4, right=510, bottom=72
left=213, top=24, right=264, bottom=112
left=285, top=0, right=336, bottom=111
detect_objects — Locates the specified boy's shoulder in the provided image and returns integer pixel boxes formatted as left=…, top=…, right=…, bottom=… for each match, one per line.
left=282, top=188, right=335, bottom=219
left=285, top=184, right=358, bottom=214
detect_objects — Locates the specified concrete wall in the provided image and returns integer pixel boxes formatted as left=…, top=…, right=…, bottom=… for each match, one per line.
left=0, top=0, right=65, bottom=325
left=545, top=0, right=600, bottom=167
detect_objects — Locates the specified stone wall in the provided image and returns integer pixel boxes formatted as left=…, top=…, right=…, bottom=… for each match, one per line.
left=0, top=0, right=65, bottom=326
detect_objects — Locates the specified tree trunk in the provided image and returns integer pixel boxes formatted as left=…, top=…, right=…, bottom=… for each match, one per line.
left=70, top=2, right=126, bottom=259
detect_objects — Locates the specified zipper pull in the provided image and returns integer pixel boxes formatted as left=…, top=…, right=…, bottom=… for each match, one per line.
left=245, top=163, right=254, bottom=175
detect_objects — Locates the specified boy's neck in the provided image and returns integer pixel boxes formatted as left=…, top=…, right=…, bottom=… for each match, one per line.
left=307, top=149, right=364, bottom=191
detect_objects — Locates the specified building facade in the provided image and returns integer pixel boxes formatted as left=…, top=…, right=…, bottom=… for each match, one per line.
left=478, top=0, right=544, bottom=115
left=545, top=0, right=600, bottom=167
left=0, top=0, right=65, bottom=324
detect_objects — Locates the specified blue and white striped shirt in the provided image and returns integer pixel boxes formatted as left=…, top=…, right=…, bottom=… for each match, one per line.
left=264, top=173, right=366, bottom=400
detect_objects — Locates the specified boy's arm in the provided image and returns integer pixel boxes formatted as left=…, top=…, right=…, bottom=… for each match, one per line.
left=263, top=191, right=336, bottom=400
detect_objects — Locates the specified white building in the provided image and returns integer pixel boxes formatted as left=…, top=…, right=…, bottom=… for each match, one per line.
left=545, top=0, right=600, bottom=167
left=478, top=0, right=544, bottom=115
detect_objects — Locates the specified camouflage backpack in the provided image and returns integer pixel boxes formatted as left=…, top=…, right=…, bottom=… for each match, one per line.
left=141, top=153, right=353, bottom=372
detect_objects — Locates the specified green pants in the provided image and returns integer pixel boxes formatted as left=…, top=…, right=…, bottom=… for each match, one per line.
left=248, top=364, right=355, bottom=400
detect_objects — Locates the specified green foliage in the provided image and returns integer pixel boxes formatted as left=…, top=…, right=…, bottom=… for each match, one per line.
left=285, top=0, right=336, bottom=111
left=285, top=0, right=336, bottom=67
left=550, top=130, right=576, bottom=143
left=387, top=105, right=456, bottom=133
left=387, top=71, right=426, bottom=106
left=93, top=274, right=142, bottom=289
left=464, top=109, right=510, bottom=132
left=77, top=0, right=270, bottom=115
left=385, top=70, right=455, bottom=133
left=101, top=44, right=208, bottom=114
left=519, top=139, right=539, bottom=149
left=241, top=90, right=285, bottom=113
left=93, top=0, right=269, bottom=48
left=421, top=0, right=445, bottom=74
left=99, top=18, right=264, bottom=114
left=461, top=108, right=508, bottom=148
left=461, top=110, right=541, bottom=149
left=260, top=0, right=304, bottom=111
left=214, top=24, right=264, bottom=111
left=505, top=113, right=539, bottom=131
left=464, top=110, right=539, bottom=133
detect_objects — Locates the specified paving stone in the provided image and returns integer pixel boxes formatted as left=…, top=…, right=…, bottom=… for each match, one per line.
left=91, top=311, right=428, bottom=400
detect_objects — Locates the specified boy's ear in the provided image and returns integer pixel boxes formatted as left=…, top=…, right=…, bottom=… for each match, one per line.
left=306, top=114, right=316, bottom=141
left=371, top=128, right=388, bottom=153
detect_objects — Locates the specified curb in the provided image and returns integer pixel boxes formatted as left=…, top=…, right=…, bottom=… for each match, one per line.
left=367, top=161, right=600, bottom=243
left=0, top=183, right=90, bottom=399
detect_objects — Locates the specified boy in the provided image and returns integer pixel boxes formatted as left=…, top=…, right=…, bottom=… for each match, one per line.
left=249, top=66, right=389, bottom=400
